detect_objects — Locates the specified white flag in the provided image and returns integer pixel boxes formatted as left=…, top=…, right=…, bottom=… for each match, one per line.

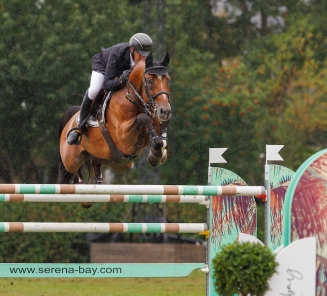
left=266, top=145, right=284, bottom=161
left=209, top=148, right=227, bottom=165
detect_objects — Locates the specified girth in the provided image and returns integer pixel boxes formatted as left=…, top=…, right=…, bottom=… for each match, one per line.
left=97, top=93, right=145, bottom=162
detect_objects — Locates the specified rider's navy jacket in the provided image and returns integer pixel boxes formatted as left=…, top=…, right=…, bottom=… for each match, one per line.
left=92, top=42, right=131, bottom=92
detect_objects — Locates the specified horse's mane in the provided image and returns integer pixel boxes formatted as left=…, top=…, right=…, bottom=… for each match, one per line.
left=131, top=59, right=145, bottom=74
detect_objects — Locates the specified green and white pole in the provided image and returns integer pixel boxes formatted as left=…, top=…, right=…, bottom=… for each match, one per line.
left=0, top=222, right=207, bottom=233
left=0, top=184, right=265, bottom=196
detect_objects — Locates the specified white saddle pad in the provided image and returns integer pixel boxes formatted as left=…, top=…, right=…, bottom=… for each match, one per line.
left=76, top=115, right=99, bottom=128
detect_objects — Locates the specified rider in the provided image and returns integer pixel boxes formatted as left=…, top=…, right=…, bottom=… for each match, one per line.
left=67, top=32, right=153, bottom=145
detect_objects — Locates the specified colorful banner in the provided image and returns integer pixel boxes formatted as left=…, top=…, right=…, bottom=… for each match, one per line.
left=283, top=149, right=327, bottom=295
left=269, top=165, right=294, bottom=251
left=208, top=167, right=256, bottom=296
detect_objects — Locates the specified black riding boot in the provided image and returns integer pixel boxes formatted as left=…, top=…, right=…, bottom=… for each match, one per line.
left=67, top=91, right=93, bottom=145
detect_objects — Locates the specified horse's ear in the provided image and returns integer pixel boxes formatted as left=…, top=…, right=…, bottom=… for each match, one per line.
left=145, top=52, right=153, bottom=68
left=161, top=52, right=170, bottom=67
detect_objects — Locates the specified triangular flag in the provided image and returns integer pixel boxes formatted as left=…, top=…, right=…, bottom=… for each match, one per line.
left=266, top=145, right=284, bottom=162
left=209, top=148, right=227, bottom=165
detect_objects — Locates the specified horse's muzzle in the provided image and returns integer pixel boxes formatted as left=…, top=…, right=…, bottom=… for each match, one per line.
left=158, top=107, right=171, bottom=121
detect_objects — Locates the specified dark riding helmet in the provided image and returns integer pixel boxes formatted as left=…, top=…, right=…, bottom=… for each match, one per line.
left=129, top=33, right=152, bottom=57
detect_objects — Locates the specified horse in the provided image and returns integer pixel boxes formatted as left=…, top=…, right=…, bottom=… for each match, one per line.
left=58, top=52, right=171, bottom=207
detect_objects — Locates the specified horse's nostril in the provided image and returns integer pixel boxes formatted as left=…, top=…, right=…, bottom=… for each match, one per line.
left=160, top=108, right=170, bottom=118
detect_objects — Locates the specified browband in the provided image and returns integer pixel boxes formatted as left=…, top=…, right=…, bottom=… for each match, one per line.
left=144, top=66, right=168, bottom=76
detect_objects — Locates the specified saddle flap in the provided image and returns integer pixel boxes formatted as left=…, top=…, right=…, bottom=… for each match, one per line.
left=90, top=89, right=113, bottom=123
left=75, top=89, right=113, bottom=128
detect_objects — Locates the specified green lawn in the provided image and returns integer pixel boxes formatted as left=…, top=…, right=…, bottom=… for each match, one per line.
left=0, top=271, right=206, bottom=296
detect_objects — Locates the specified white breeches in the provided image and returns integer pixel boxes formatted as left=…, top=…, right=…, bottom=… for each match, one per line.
left=88, top=71, right=104, bottom=100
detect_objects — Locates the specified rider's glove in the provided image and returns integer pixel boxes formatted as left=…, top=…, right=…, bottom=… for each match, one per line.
left=119, top=70, right=131, bottom=85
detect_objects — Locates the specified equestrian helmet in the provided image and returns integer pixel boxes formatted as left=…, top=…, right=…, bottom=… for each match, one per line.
left=129, top=33, right=152, bottom=56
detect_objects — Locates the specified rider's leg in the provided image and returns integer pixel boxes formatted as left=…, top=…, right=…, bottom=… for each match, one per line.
left=67, top=71, right=104, bottom=145
left=88, top=71, right=105, bottom=100
left=66, top=91, right=93, bottom=145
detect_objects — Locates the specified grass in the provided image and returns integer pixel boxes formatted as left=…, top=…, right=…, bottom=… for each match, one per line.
left=0, top=270, right=206, bottom=296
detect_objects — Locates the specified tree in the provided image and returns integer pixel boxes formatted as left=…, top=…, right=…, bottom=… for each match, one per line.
left=212, top=241, right=278, bottom=296
left=0, top=0, right=141, bottom=183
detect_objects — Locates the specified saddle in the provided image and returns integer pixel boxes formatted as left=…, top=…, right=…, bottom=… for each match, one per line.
left=76, top=89, right=111, bottom=127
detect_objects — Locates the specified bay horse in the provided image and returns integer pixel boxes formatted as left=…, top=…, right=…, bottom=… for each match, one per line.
left=58, top=52, right=171, bottom=207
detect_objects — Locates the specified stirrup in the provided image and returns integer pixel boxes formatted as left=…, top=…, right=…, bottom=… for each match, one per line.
left=67, top=127, right=83, bottom=145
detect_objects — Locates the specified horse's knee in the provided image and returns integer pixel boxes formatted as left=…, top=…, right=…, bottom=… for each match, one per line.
left=136, top=113, right=151, bottom=128
left=135, top=113, right=163, bottom=149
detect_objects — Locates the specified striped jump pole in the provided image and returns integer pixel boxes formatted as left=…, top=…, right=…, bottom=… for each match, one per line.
left=0, top=184, right=266, bottom=196
left=0, top=194, right=208, bottom=204
left=0, top=222, right=208, bottom=233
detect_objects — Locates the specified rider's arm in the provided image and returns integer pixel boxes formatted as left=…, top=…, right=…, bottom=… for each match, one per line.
left=103, top=52, right=126, bottom=92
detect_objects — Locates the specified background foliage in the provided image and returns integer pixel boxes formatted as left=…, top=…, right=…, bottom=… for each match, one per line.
left=212, top=241, right=278, bottom=296
left=1, top=0, right=327, bottom=262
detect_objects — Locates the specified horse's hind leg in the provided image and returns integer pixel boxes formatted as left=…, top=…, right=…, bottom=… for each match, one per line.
left=93, top=161, right=103, bottom=184
left=76, top=169, right=93, bottom=209
left=57, top=158, right=77, bottom=184
left=76, top=170, right=84, bottom=183
left=79, top=161, right=102, bottom=209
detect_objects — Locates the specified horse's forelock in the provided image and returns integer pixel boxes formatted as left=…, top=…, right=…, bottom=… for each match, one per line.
left=152, top=61, right=161, bottom=67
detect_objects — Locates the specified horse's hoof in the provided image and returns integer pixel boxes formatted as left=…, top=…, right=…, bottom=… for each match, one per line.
left=147, top=150, right=161, bottom=167
left=160, top=150, right=167, bottom=164
left=81, top=202, right=93, bottom=209
left=152, top=138, right=163, bottom=150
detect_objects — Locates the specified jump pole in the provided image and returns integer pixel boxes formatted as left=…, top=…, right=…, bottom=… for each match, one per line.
left=0, top=194, right=208, bottom=203
left=0, top=222, right=207, bottom=233
left=0, top=184, right=265, bottom=196
left=0, top=149, right=268, bottom=291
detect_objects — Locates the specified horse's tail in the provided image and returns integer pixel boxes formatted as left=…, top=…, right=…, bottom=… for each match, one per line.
left=57, top=106, right=80, bottom=184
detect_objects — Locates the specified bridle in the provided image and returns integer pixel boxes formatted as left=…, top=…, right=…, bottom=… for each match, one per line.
left=126, top=66, right=170, bottom=118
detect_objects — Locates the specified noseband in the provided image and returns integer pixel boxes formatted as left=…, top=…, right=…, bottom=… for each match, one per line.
left=126, top=66, right=170, bottom=118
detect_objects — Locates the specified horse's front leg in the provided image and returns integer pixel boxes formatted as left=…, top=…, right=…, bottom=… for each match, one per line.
left=158, top=119, right=171, bottom=165
left=135, top=113, right=163, bottom=149
left=135, top=113, right=164, bottom=167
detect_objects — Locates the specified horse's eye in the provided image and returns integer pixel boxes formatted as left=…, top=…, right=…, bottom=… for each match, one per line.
left=147, top=78, right=154, bottom=86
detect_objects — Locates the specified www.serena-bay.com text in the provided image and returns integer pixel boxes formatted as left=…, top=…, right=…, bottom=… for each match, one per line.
left=9, top=266, right=122, bottom=276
